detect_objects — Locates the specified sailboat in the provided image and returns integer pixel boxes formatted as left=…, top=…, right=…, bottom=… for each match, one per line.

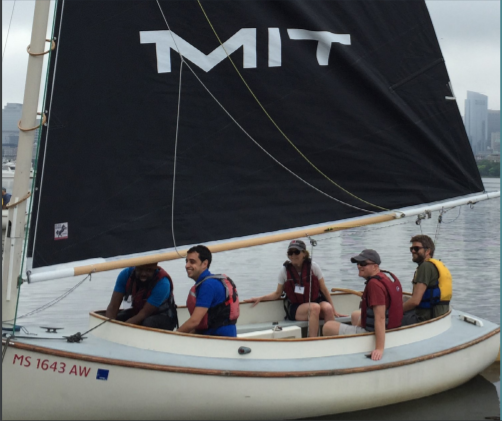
left=2, top=0, right=499, bottom=419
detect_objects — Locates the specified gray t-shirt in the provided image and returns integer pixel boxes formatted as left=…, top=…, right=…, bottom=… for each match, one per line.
left=413, top=261, right=449, bottom=320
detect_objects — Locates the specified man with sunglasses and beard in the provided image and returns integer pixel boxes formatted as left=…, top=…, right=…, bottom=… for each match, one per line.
left=105, top=262, right=178, bottom=330
left=401, top=235, right=452, bottom=326
left=323, top=249, right=403, bottom=361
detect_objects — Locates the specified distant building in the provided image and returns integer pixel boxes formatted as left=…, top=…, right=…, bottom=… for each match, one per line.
left=464, top=91, right=488, bottom=154
left=487, top=110, right=500, bottom=153
left=491, top=132, right=500, bottom=154
left=2, top=103, right=40, bottom=161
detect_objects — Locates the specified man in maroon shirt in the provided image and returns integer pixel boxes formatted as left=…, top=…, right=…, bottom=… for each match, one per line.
left=323, top=249, right=403, bottom=361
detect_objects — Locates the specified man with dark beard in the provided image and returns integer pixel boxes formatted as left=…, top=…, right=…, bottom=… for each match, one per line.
left=105, top=263, right=178, bottom=330
left=401, top=235, right=452, bottom=326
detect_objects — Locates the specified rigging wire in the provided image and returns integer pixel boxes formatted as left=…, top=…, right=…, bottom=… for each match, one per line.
left=306, top=235, right=318, bottom=338
left=2, top=0, right=16, bottom=62
left=153, top=1, right=377, bottom=215
left=3, top=273, right=92, bottom=324
left=170, top=60, right=186, bottom=258
left=433, top=207, right=444, bottom=245
left=195, top=0, right=390, bottom=213
left=313, top=219, right=412, bottom=243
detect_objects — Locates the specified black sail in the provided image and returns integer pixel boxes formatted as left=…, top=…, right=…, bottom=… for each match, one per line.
left=28, top=0, right=483, bottom=268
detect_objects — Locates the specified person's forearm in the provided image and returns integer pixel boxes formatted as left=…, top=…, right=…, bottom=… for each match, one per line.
left=260, top=291, right=282, bottom=302
left=320, top=285, right=334, bottom=307
left=403, top=298, right=418, bottom=313
left=105, top=304, right=119, bottom=319
left=178, top=318, right=201, bottom=333
left=125, top=314, right=146, bottom=325
left=125, top=307, right=156, bottom=325
left=374, top=316, right=386, bottom=351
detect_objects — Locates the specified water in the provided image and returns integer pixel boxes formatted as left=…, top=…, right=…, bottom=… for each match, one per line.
left=14, top=178, right=500, bottom=329
left=6, top=178, right=500, bottom=419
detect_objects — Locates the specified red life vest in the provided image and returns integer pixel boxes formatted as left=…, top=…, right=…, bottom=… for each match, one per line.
left=360, top=271, right=403, bottom=331
left=283, top=259, right=320, bottom=304
left=186, top=274, right=240, bottom=332
left=125, top=267, right=175, bottom=316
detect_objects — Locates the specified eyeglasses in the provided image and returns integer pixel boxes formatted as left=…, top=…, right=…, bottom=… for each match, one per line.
left=356, top=261, right=373, bottom=267
left=287, top=249, right=301, bottom=256
left=410, top=246, right=428, bottom=253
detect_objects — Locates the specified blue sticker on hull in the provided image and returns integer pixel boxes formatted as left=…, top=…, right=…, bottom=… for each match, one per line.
left=96, top=369, right=109, bottom=380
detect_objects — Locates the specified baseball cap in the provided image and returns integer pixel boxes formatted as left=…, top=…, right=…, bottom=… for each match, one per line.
left=288, top=240, right=306, bottom=251
left=350, top=249, right=381, bottom=265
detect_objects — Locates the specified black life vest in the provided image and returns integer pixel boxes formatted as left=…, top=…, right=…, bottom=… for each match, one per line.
left=283, top=259, right=320, bottom=304
left=124, top=267, right=177, bottom=324
left=361, top=271, right=403, bottom=332
left=186, top=274, right=240, bottom=332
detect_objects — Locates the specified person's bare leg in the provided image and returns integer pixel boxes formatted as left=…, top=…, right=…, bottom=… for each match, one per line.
left=351, top=310, right=361, bottom=326
left=320, top=301, right=335, bottom=322
left=295, top=303, right=321, bottom=337
left=323, top=320, right=341, bottom=336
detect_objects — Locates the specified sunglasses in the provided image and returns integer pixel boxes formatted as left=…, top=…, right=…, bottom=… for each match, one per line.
left=287, top=249, right=302, bottom=256
left=356, top=261, right=373, bottom=267
left=410, top=246, right=427, bottom=253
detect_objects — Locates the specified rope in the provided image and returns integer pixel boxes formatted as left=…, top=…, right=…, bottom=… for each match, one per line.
left=64, top=318, right=110, bottom=343
left=170, top=59, right=185, bottom=259
left=5, top=191, right=31, bottom=209
left=433, top=208, right=444, bottom=245
left=30, top=0, right=63, bottom=259
left=3, top=273, right=92, bottom=323
left=196, top=0, right=390, bottom=213
left=26, top=38, right=56, bottom=56
left=153, top=1, right=378, bottom=215
left=440, top=206, right=461, bottom=225
left=315, top=219, right=412, bottom=243
left=306, top=235, right=318, bottom=337
left=2, top=0, right=16, bottom=62
left=17, top=112, right=47, bottom=132
left=2, top=336, right=12, bottom=363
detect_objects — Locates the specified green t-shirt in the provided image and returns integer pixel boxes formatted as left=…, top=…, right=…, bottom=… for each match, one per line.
left=412, top=261, right=450, bottom=321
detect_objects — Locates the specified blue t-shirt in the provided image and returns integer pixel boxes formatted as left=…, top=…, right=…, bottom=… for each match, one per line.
left=114, top=267, right=171, bottom=308
left=194, top=269, right=237, bottom=337
left=3, top=193, right=11, bottom=206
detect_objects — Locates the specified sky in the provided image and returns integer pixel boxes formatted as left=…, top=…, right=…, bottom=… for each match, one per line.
left=1, top=0, right=500, bottom=116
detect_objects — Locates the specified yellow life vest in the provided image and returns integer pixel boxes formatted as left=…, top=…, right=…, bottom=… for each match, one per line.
left=427, top=258, right=452, bottom=302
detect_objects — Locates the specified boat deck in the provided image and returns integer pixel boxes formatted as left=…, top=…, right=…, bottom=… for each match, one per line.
left=3, top=309, right=499, bottom=375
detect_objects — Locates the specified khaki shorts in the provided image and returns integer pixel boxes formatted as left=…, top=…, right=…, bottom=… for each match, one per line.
left=338, top=323, right=367, bottom=335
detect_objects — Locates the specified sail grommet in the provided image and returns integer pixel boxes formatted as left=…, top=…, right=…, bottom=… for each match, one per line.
left=18, top=112, right=46, bottom=132
left=26, top=38, right=55, bottom=56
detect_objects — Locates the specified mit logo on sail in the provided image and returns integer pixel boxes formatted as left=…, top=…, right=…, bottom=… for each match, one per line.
left=140, top=29, right=351, bottom=73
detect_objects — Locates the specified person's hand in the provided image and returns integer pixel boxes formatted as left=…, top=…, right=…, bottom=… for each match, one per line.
left=248, top=297, right=262, bottom=307
left=371, top=348, right=383, bottom=361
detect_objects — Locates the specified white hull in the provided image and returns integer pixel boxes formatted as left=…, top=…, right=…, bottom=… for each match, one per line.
left=2, top=333, right=498, bottom=420
left=2, top=295, right=499, bottom=420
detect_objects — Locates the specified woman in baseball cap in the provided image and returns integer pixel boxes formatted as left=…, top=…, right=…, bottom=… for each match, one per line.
left=248, top=239, right=346, bottom=337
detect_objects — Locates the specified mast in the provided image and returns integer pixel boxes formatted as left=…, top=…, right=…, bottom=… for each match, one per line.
left=2, top=0, right=52, bottom=322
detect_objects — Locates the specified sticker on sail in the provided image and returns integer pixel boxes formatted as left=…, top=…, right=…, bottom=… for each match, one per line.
left=96, top=369, right=109, bottom=381
left=54, top=223, right=68, bottom=240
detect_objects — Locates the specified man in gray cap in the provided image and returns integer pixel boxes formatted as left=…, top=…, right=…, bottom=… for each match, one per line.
left=323, top=249, right=403, bottom=361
